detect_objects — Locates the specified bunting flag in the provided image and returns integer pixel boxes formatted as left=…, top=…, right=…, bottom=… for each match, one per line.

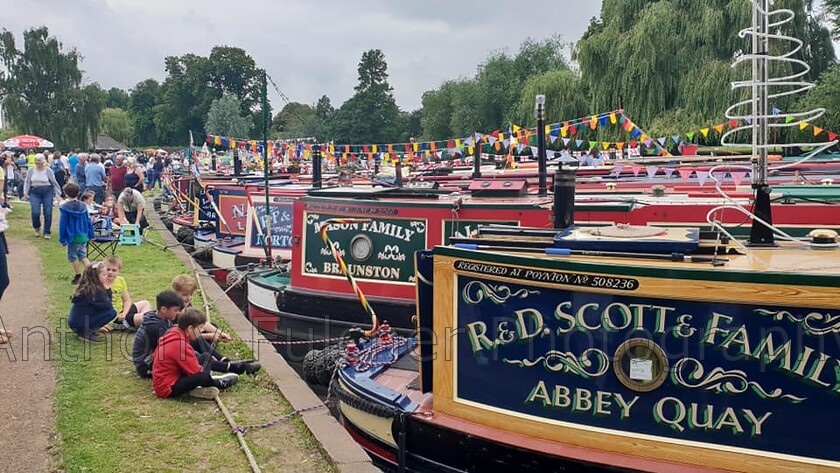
left=814, top=126, right=823, bottom=136
left=678, top=169, right=694, bottom=182
left=631, top=164, right=642, bottom=176
left=613, top=161, right=625, bottom=176
left=730, top=171, right=749, bottom=186
left=646, top=165, right=659, bottom=178
left=663, top=168, right=675, bottom=179
left=696, top=171, right=710, bottom=187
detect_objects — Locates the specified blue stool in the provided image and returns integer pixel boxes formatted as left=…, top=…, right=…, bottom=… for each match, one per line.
left=119, top=223, right=143, bottom=246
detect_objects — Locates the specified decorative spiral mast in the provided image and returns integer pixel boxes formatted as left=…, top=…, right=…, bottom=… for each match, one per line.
left=721, top=0, right=837, bottom=245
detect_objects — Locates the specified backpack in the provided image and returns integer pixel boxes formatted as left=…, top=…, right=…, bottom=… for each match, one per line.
left=51, top=158, right=64, bottom=175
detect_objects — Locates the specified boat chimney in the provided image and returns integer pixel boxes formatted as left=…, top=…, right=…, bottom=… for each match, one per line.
left=395, top=156, right=403, bottom=187
left=233, top=147, right=242, bottom=176
left=535, top=94, right=548, bottom=197
left=472, top=133, right=481, bottom=179
left=553, top=165, right=576, bottom=229
left=312, top=144, right=322, bottom=189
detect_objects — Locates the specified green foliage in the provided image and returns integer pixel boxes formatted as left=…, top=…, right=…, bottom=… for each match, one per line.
left=206, top=92, right=251, bottom=138
left=105, top=87, right=130, bottom=109
left=128, top=79, right=160, bottom=147
left=0, top=26, right=104, bottom=149
left=0, top=128, right=19, bottom=141
left=271, top=101, right=317, bottom=139
left=575, top=0, right=835, bottom=128
left=420, top=36, right=571, bottom=139
left=152, top=46, right=264, bottom=146
left=797, top=65, right=840, bottom=137
left=513, top=69, right=589, bottom=127
left=330, top=49, right=404, bottom=143
left=99, top=107, right=134, bottom=146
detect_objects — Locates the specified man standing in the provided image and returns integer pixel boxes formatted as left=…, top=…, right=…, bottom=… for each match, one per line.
left=84, top=154, right=106, bottom=204
left=108, top=155, right=127, bottom=196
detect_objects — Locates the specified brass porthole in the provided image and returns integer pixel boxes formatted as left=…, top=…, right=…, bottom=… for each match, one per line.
left=349, top=234, right=373, bottom=262
left=613, top=338, right=668, bottom=392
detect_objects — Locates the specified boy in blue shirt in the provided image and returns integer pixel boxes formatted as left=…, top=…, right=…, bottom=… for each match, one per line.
left=59, top=182, right=94, bottom=285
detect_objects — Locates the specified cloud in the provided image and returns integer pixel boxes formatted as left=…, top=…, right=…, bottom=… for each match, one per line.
left=0, top=0, right=601, bottom=110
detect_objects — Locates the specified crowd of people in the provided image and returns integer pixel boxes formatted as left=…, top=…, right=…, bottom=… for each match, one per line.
left=0, top=147, right=255, bottom=400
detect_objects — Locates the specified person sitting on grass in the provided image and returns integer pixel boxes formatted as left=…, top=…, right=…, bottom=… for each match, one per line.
left=67, top=262, right=116, bottom=343
left=132, top=289, right=259, bottom=379
left=59, top=183, right=94, bottom=286
left=152, top=307, right=239, bottom=400
left=102, top=255, right=152, bottom=330
left=172, top=274, right=232, bottom=344
left=171, top=274, right=259, bottom=373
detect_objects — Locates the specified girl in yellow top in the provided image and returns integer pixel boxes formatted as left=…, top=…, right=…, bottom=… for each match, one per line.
left=103, top=255, right=152, bottom=328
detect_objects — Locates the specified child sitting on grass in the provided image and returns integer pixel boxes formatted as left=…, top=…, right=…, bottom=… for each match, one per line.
left=102, top=255, right=152, bottom=329
left=152, top=307, right=239, bottom=400
left=171, top=274, right=260, bottom=375
left=59, top=182, right=94, bottom=285
left=172, top=274, right=232, bottom=343
left=67, top=262, right=116, bottom=343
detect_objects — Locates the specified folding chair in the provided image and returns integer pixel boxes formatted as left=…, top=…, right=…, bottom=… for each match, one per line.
left=88, top=217, right=119, bottom=259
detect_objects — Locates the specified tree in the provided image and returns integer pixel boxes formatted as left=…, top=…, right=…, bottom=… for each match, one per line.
left=330, top=49, right=403, bottom=144
left=575, top=0, right=835, bottom=128
left=128, top=79, right=160, bottom=146
left=206, top=93, right=252, bottom=138
left=512, top=69, right=589, bottom=127
left=420, top=36, right=572, bottom=139
left=0, top=26, right=103, bottom=149
left=99, top=108, right=134, bottom=146
left=271, top=102, right=316, bottom=138
left=796, top=65, right=840, bottom=141
left=106, top=87, right=130, bottom=109
left=153, top=46, right=264, bottom=145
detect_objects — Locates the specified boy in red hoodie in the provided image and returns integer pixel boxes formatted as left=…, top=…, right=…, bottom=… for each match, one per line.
left=151, top=307, right=239, bottom=400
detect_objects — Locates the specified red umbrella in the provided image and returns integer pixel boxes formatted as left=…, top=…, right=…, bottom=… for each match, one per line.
left=3, top=135, right=54, bottom=149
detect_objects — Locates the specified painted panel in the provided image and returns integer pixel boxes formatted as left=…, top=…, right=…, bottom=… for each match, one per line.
left=245, top=198, right=294, bottom=250
left=213, top=188, right=248, bottom=237
left=302, top=211, right=428, bottom=285
left=441, top=220, right=517, bottom=244
left=452, top=264, right=840, bottom=465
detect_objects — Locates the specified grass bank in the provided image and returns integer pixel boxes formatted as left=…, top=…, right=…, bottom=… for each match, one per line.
left=6, top=202, right=333, bottom=472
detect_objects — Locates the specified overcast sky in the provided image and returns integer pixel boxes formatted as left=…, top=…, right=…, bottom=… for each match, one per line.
left=0, top=0, right=601, bottom=111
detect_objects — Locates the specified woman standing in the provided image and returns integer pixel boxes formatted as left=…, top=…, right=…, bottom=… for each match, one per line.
left=124, top=159, right=145, bottom=192
left=2, top=153, right=20, bottom=202
left=23, top=153, right=62, bottom=238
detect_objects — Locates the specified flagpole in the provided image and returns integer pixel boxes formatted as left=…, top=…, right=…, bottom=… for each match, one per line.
left=262, top=69, right=272, bottom=264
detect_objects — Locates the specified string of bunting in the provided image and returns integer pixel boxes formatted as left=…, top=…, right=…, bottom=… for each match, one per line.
left=204, top=108, right=839, bottom=169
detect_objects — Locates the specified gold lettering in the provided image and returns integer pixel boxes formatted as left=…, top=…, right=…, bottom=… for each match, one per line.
left=464, top=322, right=493, bottom=353
left=576, top=303, right=601, bottom=332
left=553, top=385, right=571, bottom=408
left=553, top=302, right=576, bottom=334
left=573, top=388, right=592, bottom=412
left=742, top=410, right=772, bottom=436
left=704, top=312, right=733, bottom=344
left=614, top=393, right=639, bottom=419
left=714, top=407, right=744, bottom=434
left=594, top=391, right=612, bottom=416
left=525, top=381, right=551, bottom=406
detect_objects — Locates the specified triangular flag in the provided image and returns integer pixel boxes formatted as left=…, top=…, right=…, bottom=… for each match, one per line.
left=663, top=168, right=675, bottom=179
left=686, top=132, right=694, bottom=142
left=696, top=171, right=710, bottom=187
left=631, top=164, right=642, bottom=176
left=646, top=165, right=659, bottom=178
left=616, top=142, right=625, bottom=150
left=714, top=124, right=724, bottom=134
left=643, top=139, right=653, bottom=148
left=678, top=169, right=693, bottom=182
left=599, top=115, right=608, bottom=127
left=560, top=127, right=568, bottom=138
left=785, top=116, right=795, bottom=124
left=602, top=142, right=610, bottom=150
left=609, top=112, right=617, bottom=124
left=800, top=122, right=809, bottom=131
left=671, top=135, right=681, bottom=145
left=613, top=161, right=625, bottom=175
left=657, top=137, right=667, bottom=146
left=700, top=128, right=710, bottom=138
left=590, top=116, right=598, bottom=129
left=728, top=119, right=739, bottom=129
left=562, top=138, right=571, bottom=147
left=549, top=134, right=558, bottom=144
left=629, top=141, right=639, bottom=149
left=814, top=126, right=823, bottom=136
left=575, top=140, right=583, bottom=148
left=588, top=141, right=597, bottom=149
left=730, top=171, right=748, bottom=186
left=829, top=132, right=838, bottom=142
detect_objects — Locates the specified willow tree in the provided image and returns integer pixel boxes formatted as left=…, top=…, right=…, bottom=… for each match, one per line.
left=575, top=0, right=835, bottom=129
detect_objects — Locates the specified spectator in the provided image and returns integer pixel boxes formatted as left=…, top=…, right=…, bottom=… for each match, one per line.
left=85, top=153, right=107, bottom=204
left=23, top=153, right=62, bottom=238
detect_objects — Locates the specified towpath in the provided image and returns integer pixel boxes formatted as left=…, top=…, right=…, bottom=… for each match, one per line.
left=0, top=238, right=56, bottom=472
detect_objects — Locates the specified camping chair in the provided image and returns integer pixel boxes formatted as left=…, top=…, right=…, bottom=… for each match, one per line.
left=87, top=217, right=119, bottom=259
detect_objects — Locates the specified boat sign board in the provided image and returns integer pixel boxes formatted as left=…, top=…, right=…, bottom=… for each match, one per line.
left=245, top=199, right=294, bottom=250
left=452, top=269, right=840, bottom=466
left=213, top=187, right=248, bottom=237
left=302, top=211, right=428, bottom=285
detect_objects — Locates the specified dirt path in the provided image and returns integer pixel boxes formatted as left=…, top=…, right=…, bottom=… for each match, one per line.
left=0, top=238, right=56, bottom=473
